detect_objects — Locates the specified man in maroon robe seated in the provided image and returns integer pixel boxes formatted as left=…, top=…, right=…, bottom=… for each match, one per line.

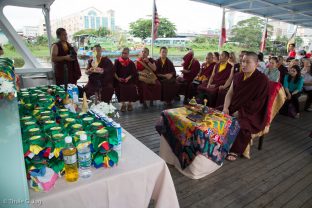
left=198, top=51, right=233, bottom=107
left=135, top=47, right=161, bottom=108
left=51, top=28, right=81, bottom=85
left=188, top=52, right=216, bottom=99
left=223, top=51, right=269, bottom=161
left=176, top=50, right=200, bottom=104
left=155, top=47, right=177, bottom=106
left=84, top=45, right=114, bottom=103
left=114, top=48, right=138, bottom=112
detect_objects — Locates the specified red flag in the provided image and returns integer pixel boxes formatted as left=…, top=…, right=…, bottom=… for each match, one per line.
left=219, top=8, right=226, bottom=48
left=153, top=1, right=160, bottom=40
left=260, top=21, right=268, bottom=52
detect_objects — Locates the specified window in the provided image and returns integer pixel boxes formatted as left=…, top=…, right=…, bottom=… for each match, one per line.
left=96, top=17, right=100, bottom=29
left=90, top=16, right=95, bottom=29
left=102, top=17, right=108, bottom=28
left=84, top=16, right=89, bottom=29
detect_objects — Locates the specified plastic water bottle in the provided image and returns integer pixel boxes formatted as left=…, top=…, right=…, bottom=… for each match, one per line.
left=112, top=123, right=122, bottom=158
left=63, top=136, right=79, bottom=182
left=77, top=134, right=92, bottom=178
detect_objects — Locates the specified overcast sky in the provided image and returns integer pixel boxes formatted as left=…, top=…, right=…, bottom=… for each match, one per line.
left=3, top=0, right=223, bottom=33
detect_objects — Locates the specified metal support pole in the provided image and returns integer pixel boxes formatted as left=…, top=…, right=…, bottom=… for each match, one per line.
left=151, top=0, right=155, bottom=58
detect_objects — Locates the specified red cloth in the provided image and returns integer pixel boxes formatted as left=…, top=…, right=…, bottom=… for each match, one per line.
left=53, top=41, right=81, bottom=85
left=229, top=70, right=269, bottom=155
left=306, top=53, right=311, bottom=58
left=288, top=50, right=296, bottom=58
left=118, top=57, right=130, bottom=67
left=136, top=58, right=145, bottom=71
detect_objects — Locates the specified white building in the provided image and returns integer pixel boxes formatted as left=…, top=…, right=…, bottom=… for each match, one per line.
left=50, top=7, right=115, bottom=41
left=22, top=26, right=39, bottom=38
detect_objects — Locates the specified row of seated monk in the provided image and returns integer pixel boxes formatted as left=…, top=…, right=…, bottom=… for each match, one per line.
left=51, top=27, right=310, bottom=161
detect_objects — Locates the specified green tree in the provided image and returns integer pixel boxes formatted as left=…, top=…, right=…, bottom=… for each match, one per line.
left=96, top=27, right=111, bottom=37
left=295, top=36, right=303, bottom=47
left=129, top=17, right=176, bottom=39
left=73, top=29, right=97, bottom=37
left=230, top=17, right=273, bottom=51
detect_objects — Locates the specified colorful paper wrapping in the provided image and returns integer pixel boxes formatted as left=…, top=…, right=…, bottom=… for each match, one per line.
left=18, top=85, right=120, bottom=190
left=156, top=107, right=240, bottom=169
left=0, top=57, right=16, bottom=101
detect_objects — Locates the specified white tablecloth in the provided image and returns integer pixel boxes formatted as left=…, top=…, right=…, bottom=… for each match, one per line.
left=160, top=136, right=221, bottom=179
left=30, top=130, right=179, bottom=208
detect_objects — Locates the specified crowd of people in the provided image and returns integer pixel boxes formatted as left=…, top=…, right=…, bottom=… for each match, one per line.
left=51, top=28, right=312, bottom=161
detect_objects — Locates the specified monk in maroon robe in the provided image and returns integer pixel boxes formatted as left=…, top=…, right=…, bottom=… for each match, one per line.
left=198, top=51, right=233, bottom=107
left=51, top=28, right=81, bottom=85
left=135, top=47, right=161, bottom=108
left=223, top=52, right=269, bottom=161
left=114, top=48, right=138, bottom=112
left=84, top=45, right=114, bottom=103
left=188, top=52, right=216, bottom=99
left=176, top=50, right=200, bottom=104
left=155, top=47, right=177, bottom=106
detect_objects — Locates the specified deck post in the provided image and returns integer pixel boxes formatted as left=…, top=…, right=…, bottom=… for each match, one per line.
left=151, top=0, right=155, bottom=58
left=43, top=4, right=52, bottom=53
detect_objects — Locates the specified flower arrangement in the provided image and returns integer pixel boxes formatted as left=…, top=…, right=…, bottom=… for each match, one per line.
left=0, top=57, right=16, bottom=101
left=90, top=102, right=120, bottom=118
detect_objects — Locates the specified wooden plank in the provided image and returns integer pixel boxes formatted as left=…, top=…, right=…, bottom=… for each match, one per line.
left=300, top=197, right=312, bottom=208
left=283, top=182, right=312, bottom=208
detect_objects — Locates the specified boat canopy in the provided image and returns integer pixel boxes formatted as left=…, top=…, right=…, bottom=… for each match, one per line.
left=192, top=0, right=312, bottom=28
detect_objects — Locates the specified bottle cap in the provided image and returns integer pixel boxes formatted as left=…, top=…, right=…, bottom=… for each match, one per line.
left=65, top=136, right=72, bottom=143
left=80, top=134, right=87, bottom=141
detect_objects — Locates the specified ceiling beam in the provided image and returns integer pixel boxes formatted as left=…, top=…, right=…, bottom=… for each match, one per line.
left=222, top=0, right=253, bottom=7
left=268, top=8, right=312, bottom=18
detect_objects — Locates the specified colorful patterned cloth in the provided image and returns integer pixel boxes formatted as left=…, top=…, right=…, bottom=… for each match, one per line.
left=156, top=107, right=240, bottom=169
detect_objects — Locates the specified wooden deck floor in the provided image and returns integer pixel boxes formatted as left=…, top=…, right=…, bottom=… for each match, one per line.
left=113, top=100, right=312, bottom=208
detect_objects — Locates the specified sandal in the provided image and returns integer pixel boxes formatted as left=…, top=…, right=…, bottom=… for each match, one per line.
left=120, top=105, right=126, bottom=112
left=226, top=152, right=238, bottom=161
left=127, top=104, right=133, bottom=111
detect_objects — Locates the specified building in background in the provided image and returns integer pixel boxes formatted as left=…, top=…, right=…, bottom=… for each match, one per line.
left=22, top=26, right=39, bottom=38
left=49, top=7, right=115, bottom=41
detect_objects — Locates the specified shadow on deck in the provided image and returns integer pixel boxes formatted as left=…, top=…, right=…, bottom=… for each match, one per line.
left=113, top=100, right=312, bottom=208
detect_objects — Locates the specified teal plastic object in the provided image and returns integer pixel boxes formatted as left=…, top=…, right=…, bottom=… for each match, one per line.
left=0, top=98, right=29, bottom=208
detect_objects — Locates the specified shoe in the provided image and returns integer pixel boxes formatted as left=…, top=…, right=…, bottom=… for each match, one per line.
left=120, top=105, right=126, bottom=112
left=294, top=113, right=300, bottom=119
left=127, top=104, right=133, bottom=111
left=305, top=107, right=312, bottom=112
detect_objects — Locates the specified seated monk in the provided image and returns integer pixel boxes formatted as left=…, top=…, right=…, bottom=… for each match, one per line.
left=135, top=47, right=161, bottom=108
left=223, top=51, right=269, bottom=161
left=155, top=47, right=177, bottom=106
left=176, top=50, right=200, bottom=104
left=114, top=47, right=138, bottom=112
left=51, top=28, right=81, bottom=85
left=84, top=45, right=114, bottom=103
left=198, top=51, right=233, bottom=107
left=188, top=52, right=216, bottom=99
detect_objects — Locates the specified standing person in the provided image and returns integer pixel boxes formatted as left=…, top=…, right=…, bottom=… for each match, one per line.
left=0, top=45, right=3, bottom=56
left=84, top=45, right=114, bottom=103
left=288, top=43, right=296, bottom=58
left=223, top=52, right=269, bottom=161
left=263, top=57, right=280, bottom=82
left=188, top=52, right=216, bottom=99
left=135, top=47, right=161, bottom=108
left=51, top=28, right=81, bottom=85
left=155, top=47, right=177, bottom=106
left=257, top=52, right=266, bottom=73
left=303, top=63, right=312, bottom=112
left=176, top=50, right=200, bottom=104
left=114, top=47, right=138, bottom=112
left=198, top=51, right=233, bottom=107
left=277, top=55, right=288, bottom=84
left=282, top=65, right=304, bottom=118
left=228, top=52, right=240, bottom=74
